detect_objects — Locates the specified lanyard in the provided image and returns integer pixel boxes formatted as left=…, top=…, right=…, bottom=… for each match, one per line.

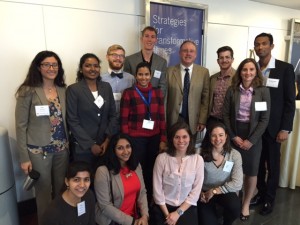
left=134, top=86, right=152, bottom=120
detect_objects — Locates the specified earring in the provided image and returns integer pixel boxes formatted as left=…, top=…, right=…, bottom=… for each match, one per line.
left=66, top=185, right=69, bottom=190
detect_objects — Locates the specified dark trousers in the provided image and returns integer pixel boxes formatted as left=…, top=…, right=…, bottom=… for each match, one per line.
left=151, top=204, right=198, bottom=225
left=197, top=193, right=241, bottom=225
left=257, top=131, right=281, bottom=203
left=130, top=135, right=160, bottom=203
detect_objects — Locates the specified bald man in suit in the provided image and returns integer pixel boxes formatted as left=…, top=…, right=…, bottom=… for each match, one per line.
left=166, top=40, right=210, bottom=135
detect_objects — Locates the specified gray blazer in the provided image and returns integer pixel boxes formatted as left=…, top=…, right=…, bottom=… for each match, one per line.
left=15, top=86, right=67, bottom=163
left=66, top=79, right=118, bottom=150
left=223, top=86, right=271, bottom=145
left=124, top=51, right=167, bottom=96
left=95, top=165, right=149, bottom=225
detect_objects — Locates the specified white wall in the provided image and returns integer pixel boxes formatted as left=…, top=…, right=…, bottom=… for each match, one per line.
left=0, top=0, right=299, bottom=202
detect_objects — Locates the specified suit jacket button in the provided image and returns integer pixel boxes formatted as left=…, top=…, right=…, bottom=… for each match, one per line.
left=97, top=113, right=100, bottom=116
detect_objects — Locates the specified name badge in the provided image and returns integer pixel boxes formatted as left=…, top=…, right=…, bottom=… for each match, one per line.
left=77, top=201, right=86, bottom=216
left=142, top=119, right=154, bottom=130
left=255, top=102, right=267, bottom=111
left=153, top=70, right=161, bottom=79
left=35, top=105, right=50, bottom=116
left=266, top=78, right=279, bottom=88
left=113, top=93, right=122, bottom=101
left=94, top=95, right=104, bottom=108
left=223, top=161, right=234, bottom=173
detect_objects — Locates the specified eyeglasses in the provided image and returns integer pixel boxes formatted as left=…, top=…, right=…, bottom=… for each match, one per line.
left=109, top=53, right=125, bottom=59
left=40, top=63, right=59, bottom=69
left=115, top=144, right=131, bottom=151
left=217, top=56, right=232, bottom=61
left=84, top=64, right=100, bottom=69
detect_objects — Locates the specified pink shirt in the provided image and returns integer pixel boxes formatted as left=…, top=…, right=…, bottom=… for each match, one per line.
left=153, top=152, right=204, bottom=207
left=237, top=84, right=253, bottom=122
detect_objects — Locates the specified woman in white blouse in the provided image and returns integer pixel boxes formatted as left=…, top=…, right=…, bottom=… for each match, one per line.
left=152, top=122, right=204, bottom=225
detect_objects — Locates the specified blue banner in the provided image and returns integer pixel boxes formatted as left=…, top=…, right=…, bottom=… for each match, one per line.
left=150, top=2, right=204, bottom=66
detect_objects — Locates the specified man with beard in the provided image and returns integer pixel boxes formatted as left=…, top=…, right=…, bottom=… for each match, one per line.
left=207, top=46, right=235, bottom=130
left=102, top=44, right=135, bottom=117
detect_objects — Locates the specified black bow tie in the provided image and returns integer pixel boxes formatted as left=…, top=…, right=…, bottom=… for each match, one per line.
left=111, top=72, right=123, bottom=79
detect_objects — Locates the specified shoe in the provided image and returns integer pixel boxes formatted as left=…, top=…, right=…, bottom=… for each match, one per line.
left=250, top=193, right=263, bottom=206
left=259, top=202, right=273, bottom=216
left=240, top=213, right=250, bottom=221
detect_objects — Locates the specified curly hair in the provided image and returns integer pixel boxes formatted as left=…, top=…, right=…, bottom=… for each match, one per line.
left=16, top=50, right=65, bottom=97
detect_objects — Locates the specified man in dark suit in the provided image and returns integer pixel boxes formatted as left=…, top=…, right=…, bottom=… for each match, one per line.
left=166, top=40, right=210, bottom=135
left=251, top=33, right=296, bottom=215
left=124, top=26, right=167, bottom=96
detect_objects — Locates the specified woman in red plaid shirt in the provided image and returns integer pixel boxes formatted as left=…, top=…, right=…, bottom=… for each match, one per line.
left=120, top=62, right=167, bottom=204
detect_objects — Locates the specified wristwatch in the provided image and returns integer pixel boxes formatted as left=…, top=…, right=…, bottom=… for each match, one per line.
left=212, top=188, right=218, bottom=195
left=176, top=208, right=184, bottom=216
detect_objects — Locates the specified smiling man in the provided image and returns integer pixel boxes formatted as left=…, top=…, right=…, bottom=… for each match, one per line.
left=101, top=44, right=135, bottom=117
left=124, top=26, right=167, bottom=97
left=166, top=40, right=210, bottom=135
left=207, top=46, right=235, bottom=129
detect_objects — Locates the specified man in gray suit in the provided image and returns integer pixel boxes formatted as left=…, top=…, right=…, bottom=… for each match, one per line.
left=166, top=40, right=210, bottom=135
left=124, top=26, right=167, bottom=96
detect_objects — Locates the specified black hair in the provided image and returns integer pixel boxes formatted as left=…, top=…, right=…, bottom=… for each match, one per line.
left=254, top=32, right=273, bottom=45
left=76, top=53, right=101, bottom=82
left=135, top=61, right=151, bottom=76
left=104, top=133, right=138, bottom=174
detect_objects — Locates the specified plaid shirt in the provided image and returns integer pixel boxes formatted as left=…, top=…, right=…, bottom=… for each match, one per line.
left=120, top=84, right=166, bottom=142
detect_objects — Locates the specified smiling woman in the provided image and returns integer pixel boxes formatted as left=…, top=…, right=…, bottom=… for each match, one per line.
left=41, top=161, right=95, bottom=225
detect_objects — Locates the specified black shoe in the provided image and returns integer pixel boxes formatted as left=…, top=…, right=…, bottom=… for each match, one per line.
left=250, top=193, right=263, bottom=206
left=240, top=213, right=250, bottom=221
left=259, top=202, right=273, bottom=216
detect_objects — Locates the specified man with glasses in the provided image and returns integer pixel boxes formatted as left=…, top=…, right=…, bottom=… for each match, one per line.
left=207, top=46, right=235, bottom=129
left=102, top=44, right=135, bottom=117
left=124, top=26, right=167, bottom=97
left=166, top=40, right=210, bottom=136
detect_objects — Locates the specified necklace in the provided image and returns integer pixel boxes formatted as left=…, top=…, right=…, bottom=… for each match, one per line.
left=121, top=167, right=132, bottom=179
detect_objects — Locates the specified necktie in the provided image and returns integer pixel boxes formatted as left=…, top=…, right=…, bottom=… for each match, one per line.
left=111, top=71, right=123, bottom=79
left=182, top=68, right=190, bottom=121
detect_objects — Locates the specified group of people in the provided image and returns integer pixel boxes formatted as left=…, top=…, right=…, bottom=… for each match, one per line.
left=15, top=26, right=296, bottom=225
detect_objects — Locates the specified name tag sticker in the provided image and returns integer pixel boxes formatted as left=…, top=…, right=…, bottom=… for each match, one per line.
left=113, top=93, right=122, bottom=101
left=35, top=105, right=50, bottom=116
left=94, top=95, right=104, bottom=108
left=255, top=102, right=267, bottom=111
left=77, top=201, right=86, bottom=216
left=153, top=70, right=161, bottom=79
left=142, top=119, right=154, bottom=130
left=223, top=161, right=234, bottom=173
left=266, top=78, right=279, bottom=88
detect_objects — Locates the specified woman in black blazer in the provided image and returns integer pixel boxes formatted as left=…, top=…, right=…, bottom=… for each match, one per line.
left=66, top=53, right=118, bottom=166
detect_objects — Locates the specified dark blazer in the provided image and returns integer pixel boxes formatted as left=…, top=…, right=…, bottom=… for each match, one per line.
left=124, top=51, right=167, bottom=96
left=15, top=86, right=67, bottom=163
left=66, top=79, right=118, bottom=151
left=265, top=59, right=295, bottom=138
left=166, top=64, right=210, bottom=134
left=223, top=86, right=270, bottom=145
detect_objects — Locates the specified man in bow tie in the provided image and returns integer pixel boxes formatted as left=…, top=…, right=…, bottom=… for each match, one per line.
left=101, top=44, right=135, bottom=118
